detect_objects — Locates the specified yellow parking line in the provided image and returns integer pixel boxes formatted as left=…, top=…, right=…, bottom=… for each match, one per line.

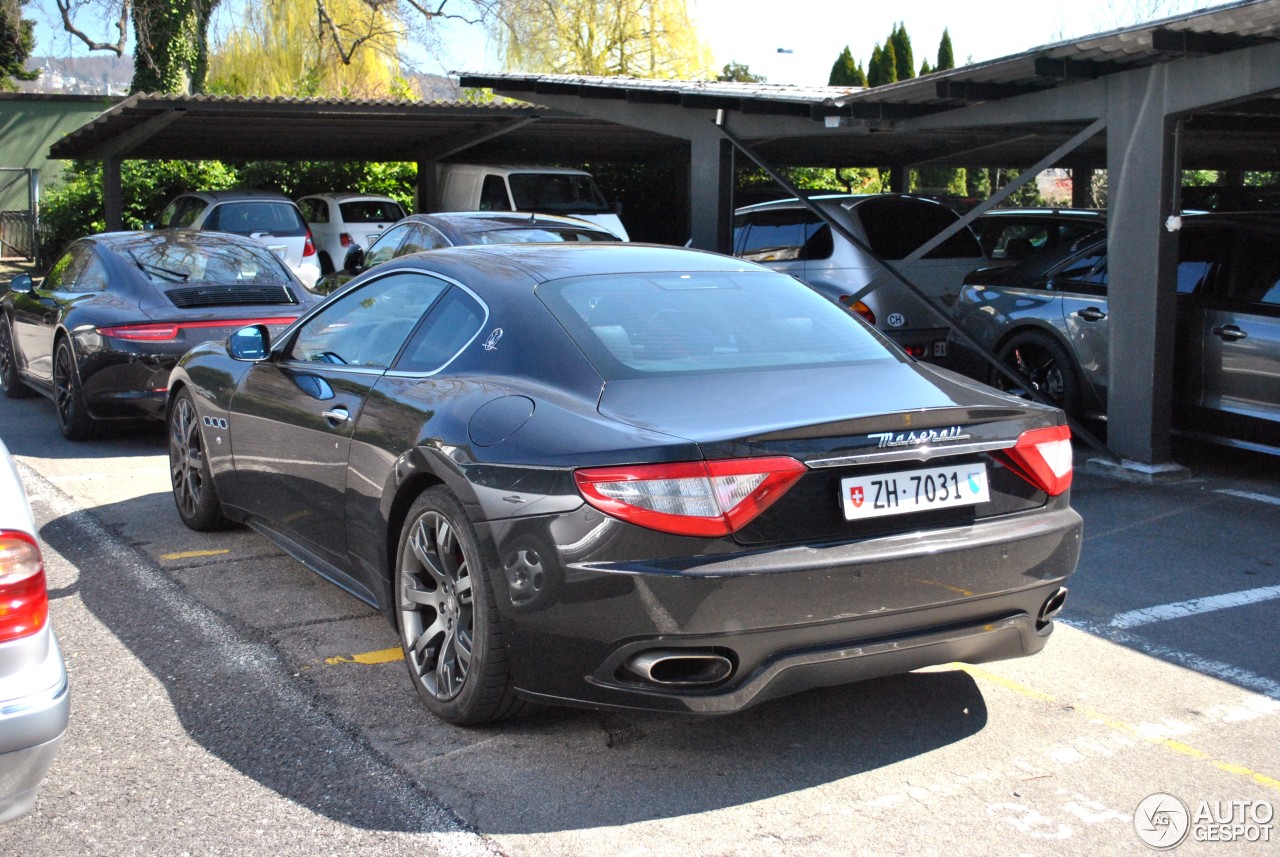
left=160, top=549, right=231, bottom=560
left=953, top=663, right=1280, bottom=794
left=325, top=647, right=403, bottom=666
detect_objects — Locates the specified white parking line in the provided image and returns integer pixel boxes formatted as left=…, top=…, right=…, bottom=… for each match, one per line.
left=1216, top=488, right=1280, bottom=506
left=1108, top=585, right=1280, bottom=629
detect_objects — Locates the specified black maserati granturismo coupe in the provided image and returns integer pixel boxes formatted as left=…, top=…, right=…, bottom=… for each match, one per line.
left=166, top=243, right=1082, bottom=724
left=1, top=230, right=315, bottom=439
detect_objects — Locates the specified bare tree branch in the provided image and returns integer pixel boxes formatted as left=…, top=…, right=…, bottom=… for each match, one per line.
left=54, top=0, right=130, bottom=56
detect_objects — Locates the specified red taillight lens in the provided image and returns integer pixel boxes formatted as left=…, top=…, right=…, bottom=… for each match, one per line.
left=303, top=230, right=317, bottom=257
left=1000, top=425, right=1073, bottom=496
left=574, top=457, right=806, bottom=537
left=97, top=317, right=299, bottom=341
left=841, top=298, right=876, bottom=325
left=0, top=530, right=48, bottom=642
left=339, top=232, right=352, bottom=247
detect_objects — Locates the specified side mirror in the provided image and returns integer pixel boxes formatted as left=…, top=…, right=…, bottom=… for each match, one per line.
left=343, top=245, right=365, bottom=272
left=8, top=273, right=34, bottom=295
left=229, top=324, right=270, bottom=361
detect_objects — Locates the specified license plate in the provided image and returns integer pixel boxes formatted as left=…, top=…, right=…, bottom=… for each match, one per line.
left=841, top=464, right=990, bottom=520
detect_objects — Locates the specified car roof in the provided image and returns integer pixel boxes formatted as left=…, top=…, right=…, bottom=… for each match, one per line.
left=178, top=190, right=295, bottom=203
left=977, top=208, right=1106, bottom=218
left=377, top=242, right=761, bottom=288
left=86, top=229, right=284, bottom=252
left=401, top=211, right=613, bottom=232
left=298, top=193, right=401, bottom=203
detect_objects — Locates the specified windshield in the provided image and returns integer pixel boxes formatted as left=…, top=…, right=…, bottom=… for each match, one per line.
left=537, top=270, right=894, bottom=379
left=121, top=236, right=292, bottom=285
left=207, top=201, right=308, bottom=237
left=508, top=173, right=612, bottom=214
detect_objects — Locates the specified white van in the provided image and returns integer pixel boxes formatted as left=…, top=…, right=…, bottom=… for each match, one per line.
left=436, top=165, right=629, bottom=240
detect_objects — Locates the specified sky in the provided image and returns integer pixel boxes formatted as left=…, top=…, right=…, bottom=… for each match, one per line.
left=31, top=0, right=1230, bottom=88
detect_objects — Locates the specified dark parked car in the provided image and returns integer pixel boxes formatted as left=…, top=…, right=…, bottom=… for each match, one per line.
left=167, top=244, right=1081, bottom=724
left=1, top=231, right=315, bottom=440
left=949, top=214, right=1280, bottom=454
left=971, top=208, right=1106, bottom=262
left=315, top=211, right=622, bottom=293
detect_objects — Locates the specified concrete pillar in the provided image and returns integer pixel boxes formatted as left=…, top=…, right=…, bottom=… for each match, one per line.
left=103, top=159, right=123, bottom=231
left=416, top=160, right=438, bottom=213
left=889, top=166, right=910, bottom=193
left=1070, top=163, right=1094, bottom=208
left=688, top=133, right=734, bottom=253
left=1104, top=66, right=1180, bottom=464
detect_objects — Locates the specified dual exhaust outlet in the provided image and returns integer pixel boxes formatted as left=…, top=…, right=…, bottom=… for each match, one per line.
left=1038, top=586, right=1069, bottom=626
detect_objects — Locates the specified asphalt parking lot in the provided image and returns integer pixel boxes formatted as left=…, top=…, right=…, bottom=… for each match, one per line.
left=2, top=390, right=1277, bottom=856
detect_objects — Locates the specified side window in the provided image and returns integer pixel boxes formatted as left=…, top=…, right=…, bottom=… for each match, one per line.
left=164, top=198, right=206, bottom=228
left=41, top=246, right=90, bottom=291
left=479, top=176, right=512, bottom=211
left=734, top=209, right=820, bottom=262
left=396, top=287, right=487, bottom=373
left=289, top=272, right=449, bottom=368
left=398, top=224, right=451, bottom=255
left=299, top=198, right=329, bottom=224
left=1177, top=227, right=1229, bottom=296
left=1228, top=229, right=1280, bottom=306
left=71, top=255, right=110, bottom=293
left=1054, top=250, right=1107, bottom=286
left=363, top=223, right=413, bottom=267
left=858, top=196, right=982, bottom=260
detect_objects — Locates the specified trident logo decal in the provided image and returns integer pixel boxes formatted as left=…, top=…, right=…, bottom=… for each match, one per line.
left=482, top=328, right=504, bottom=351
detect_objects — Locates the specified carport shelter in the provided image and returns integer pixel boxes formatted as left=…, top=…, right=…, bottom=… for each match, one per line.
left=49, top=0, right=1280, bottom=469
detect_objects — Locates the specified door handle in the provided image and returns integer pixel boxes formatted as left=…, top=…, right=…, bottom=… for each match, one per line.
left=1076, top=307, right=1107, bottom=321
left=1212, top=325, right=1247, bottom=342
left=322, top=407, right=350, bottom=424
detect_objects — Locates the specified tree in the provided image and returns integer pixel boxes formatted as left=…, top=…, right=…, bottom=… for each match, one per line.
left=919, top=59, right=932, bottom=76
left=828, top=45, right=865, bottom=87
left=889, top=22, right=913, bottom=82
left=487, top=0, right=712, bottom=78
left=207, top=0, right=407, bottom=97
left=1, top=0, right=38, bottom=90
left=867, top=39, right=896, bottom=87
left=717, top=61, right=764, bottom=83
left=936, top=28, right=955, bottom=71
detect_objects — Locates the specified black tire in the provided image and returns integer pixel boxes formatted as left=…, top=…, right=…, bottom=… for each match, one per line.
left=992, top=330, right=1082, bottom=417
left=318, top=251, right=334, bottom=276
left=396, top=487, right=526, bottom=725
left=0, top=317, right=34, bottom=399
left=53, top=338, right=98, bottom=440
left=168, top=390, right=231, bottom=531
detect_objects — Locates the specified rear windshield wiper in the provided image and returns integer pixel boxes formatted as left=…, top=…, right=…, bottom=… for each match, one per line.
left=128, top=250, right=190, bottom=283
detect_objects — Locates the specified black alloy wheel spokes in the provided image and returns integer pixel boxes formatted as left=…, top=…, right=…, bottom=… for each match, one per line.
left=1006, top=344, right=1065, bottom=406
left=53, top=345, right=75, bottom=425
left=170, top=397, right=205, bottom=517
left=401, top=511, right=475, bottom=701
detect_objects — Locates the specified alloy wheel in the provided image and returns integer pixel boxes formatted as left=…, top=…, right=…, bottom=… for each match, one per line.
left=170, top=396, right=205, bottom=520
left=400, top=510, right=475, bottom=701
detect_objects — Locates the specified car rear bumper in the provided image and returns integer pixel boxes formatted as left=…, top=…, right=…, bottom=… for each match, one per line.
left=0, top=633, right=69, bottom=822
left=481, top=502, right=1082, bottom=713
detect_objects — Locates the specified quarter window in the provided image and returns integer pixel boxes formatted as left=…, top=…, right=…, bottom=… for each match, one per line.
left=395, top=288, right=487, bottom=373
left=363, top=223, right=413, bottom=267
left=72, top=256, right=110, bottom=293
left=398, top=224, right=451, bottom=255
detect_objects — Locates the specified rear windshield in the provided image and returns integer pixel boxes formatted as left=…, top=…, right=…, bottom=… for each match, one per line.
left=206, top=201, right=307, bottom=237
left=120, top=236, right=293, bottom=286
left=537, top=270, right=894, bottom=379
left=509, top=173, right=612, bottom=214
left=339, top=200, right=406, bottom=223
left=855, top=196, right=983, bottom=259
left=476, top=227, right=619, bottom=244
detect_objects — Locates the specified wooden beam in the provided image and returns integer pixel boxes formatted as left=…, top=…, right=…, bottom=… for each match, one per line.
left=83, top=108, right=185, bottom=159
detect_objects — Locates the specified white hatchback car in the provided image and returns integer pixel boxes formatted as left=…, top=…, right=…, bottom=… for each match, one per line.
left=155, top=191, right=322, bottom=290
left=0, top=438, right=69, bottom=823
left=297, top=194, right=407, bottom=276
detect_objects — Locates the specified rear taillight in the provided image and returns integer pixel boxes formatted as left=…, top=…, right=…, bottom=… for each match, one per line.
left=1000, top=425, right=1073, bottom=496
left=339, top=232, right=352, bottom=247
left=0, top=530, right=48, bottom=643
left=841, top=297, right=876, bottom=325
left=98, top=317, right=299, bottom=341
left=574, top=457, right=806, bottom=537
left=304, top=229, right=317, bottom=257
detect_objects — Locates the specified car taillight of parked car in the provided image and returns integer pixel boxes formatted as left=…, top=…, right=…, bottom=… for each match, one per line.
left=97, top=318, right=300, bottom=342
left=304, top=230, right=317, bottom=257
left=339, top=233, right=352, bottom=247
left=999, top=425, right=1073, bottom=496
left=0, top=530, right=48, bottom=643
left=841, top=297, right=876, bottom=326
left=574, top=457, right=807, bottom=537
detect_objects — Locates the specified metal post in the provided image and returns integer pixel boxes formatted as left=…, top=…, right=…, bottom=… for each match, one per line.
left=29, top=169, right=41, bottom=269
left=103, top=159, right=123, bottom=232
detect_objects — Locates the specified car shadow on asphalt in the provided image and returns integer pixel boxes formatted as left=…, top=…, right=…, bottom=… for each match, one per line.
left=39, top=483, right=990, bottom=834
left=1, top=395, right=166, bottom=461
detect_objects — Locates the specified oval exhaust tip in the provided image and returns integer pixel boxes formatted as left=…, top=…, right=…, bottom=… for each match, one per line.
left=626, top=650, right=734, bottom=687
left=1038, top=586, right=1069, bottom=624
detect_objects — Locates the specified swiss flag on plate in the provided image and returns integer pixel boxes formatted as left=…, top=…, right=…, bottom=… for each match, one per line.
left=849, top=486, right=864, bottom=508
